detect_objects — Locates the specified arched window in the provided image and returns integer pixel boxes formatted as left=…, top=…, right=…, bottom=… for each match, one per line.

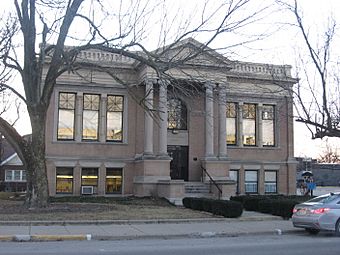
left=167, top=98, right=187, bottom=130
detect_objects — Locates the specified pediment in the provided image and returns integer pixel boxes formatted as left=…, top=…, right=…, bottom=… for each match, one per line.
left=0, top=153, right=23, bottom=166
left=153, top=38, right=231, bottom=69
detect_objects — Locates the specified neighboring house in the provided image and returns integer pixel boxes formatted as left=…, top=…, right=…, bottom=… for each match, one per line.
left=44, top=38, right=297, bottom=201
left=0, top=137, right=27, bottom=192
left=296, top=157, right=340, bottom=186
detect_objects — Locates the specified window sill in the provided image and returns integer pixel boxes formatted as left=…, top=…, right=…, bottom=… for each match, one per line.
left=53, top=140, right=128, bottom=145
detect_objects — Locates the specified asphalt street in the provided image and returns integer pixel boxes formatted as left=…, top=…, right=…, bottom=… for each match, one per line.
left=0, top=234, right=339, bottom=255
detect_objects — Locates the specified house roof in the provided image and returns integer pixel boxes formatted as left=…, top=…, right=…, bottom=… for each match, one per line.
left=0, top=153, right=23, bottom=166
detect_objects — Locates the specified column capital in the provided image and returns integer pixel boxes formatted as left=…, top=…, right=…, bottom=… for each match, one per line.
left=218, top=83, right=227, bottom=91
left=204, top=81, right=216, bottom=91
left=144, top=78, right=156, bottom=85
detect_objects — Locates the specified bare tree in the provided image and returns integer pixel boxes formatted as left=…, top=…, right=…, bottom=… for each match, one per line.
left=277, top=0, right=340, bottom=139
left=0, top=0, right=273, bottom=208
left=317, top=139, right=340, bottom=163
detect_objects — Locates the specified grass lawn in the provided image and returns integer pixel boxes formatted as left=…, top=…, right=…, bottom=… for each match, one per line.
left=0, top=193, right=217, bottom=221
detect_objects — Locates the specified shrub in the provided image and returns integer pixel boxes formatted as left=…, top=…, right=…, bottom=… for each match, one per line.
left=182, top=197, right=243, bottom=218
left=182, top=197, right=192, bottom=208
left=211, top=200, right=243, bottom=218
left=201, top=198, right=214, bottom=213
left=258, top=199, right=274, bottom=214
left=270, top=199, right=299, bottom=219
left=190, top=197, right=205, bottom=211
left=243, top=196, right=266, bottom=211
left=230, top=195, right=248, bottom=204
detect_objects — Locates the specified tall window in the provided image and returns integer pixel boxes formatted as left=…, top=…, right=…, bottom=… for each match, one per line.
left=107, top=95, right=124, bottom=142
left=243, top=103, right=256, bottom=146
left=167, top=98, right=187, bottom=130
left=245, top=170, right=258, bottom=193
left=56, top=167, right=73, bottom=194
left=262, top=105, right=275, bottom=146
left=106, top=168, right=123, bottom=194
left=81, top=168, right=98, bottom=194
left=226, top=102, right=237, bottom=145
left=265, top=171, right=277, bottom=193
left=83, top=94, right=100, bottom=140
left=58, top=92, right=76, bottom=140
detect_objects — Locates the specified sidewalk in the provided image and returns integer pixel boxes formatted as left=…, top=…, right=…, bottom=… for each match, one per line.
left=0, top=211, right=301, bottom=242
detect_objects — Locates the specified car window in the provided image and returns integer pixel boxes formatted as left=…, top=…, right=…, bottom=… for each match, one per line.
left=307, top=194, right=340, bottom=204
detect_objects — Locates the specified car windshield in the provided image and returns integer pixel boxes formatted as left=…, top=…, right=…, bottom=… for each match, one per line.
left=307, top=193, right=340, bottom=204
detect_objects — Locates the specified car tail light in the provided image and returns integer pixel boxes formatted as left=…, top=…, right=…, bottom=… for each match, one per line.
left=293, top=208, right=298, bottom=214
left=311, top=208, right=330, bottom=214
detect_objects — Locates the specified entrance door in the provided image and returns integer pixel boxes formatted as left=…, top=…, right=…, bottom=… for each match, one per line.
left=168, top=146, right=188, bottom=181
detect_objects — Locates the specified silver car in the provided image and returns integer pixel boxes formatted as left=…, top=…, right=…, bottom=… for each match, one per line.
left=292, top=193, right=340, bottom=235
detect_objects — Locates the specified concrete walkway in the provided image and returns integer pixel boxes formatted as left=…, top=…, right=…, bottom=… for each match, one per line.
left=0, top=211, right=302, bottom=242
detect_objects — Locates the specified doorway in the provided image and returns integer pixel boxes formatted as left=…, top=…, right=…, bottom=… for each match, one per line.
left=168, top=145, right=189, bottom=181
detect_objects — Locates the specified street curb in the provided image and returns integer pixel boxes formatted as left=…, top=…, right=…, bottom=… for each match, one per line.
left=0, top=229, right=301, bottom=242
left=91, top=229, right=303, bottom=241
left=0, top=234, right=92, bottom=242
left=0, top=216, right=283, bottom=226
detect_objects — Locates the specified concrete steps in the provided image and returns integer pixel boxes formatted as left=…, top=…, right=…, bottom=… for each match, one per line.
left=168, top=182, right=214, bottom=206
left=184, top=182, right=212, bottom=197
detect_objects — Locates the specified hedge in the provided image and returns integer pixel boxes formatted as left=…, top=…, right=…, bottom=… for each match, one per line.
left=230, top=195, right=309, bottom=219
left=182, top=197, right=243, bottom=218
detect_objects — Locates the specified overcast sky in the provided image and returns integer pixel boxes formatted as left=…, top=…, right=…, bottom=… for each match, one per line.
left=1, top=0, right=339, bottom=158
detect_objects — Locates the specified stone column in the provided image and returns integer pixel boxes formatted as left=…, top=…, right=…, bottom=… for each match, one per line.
left=238, top=102, right=244, bottom=147
left=99, top=95, right=107, bottom=143
left=75, top=93, right=83, bottom=142
left=144, top=80, right=154, bottom=156
left=158, top=80, right=168, bottom=157
left=98, top=164, right=106, bottom=195
left=205, top=82, right=215, bottom=158
left=73, top=164, right=81, bottom=196
left=257, top=103, right=263, bottom=147
left=218, top=84, right=227, bottom=159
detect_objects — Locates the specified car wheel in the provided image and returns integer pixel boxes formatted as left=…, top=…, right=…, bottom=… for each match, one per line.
left=336, top=220, right=340, bottom=237
left=305, top=228, right=320, bottom=235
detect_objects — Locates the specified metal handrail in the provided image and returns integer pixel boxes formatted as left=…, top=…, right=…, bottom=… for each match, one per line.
left=201, top=165, right=222, bottom=199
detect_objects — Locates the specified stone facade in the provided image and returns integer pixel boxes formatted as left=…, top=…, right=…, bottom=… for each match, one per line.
left=44, top=38, right=297, bottom=201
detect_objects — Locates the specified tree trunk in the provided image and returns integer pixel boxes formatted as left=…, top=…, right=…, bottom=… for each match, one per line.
left=24, top=110, right=49, bottom=208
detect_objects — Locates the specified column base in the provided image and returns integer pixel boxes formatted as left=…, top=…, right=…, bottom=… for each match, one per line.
left=133, top=158, right=171, bottom=197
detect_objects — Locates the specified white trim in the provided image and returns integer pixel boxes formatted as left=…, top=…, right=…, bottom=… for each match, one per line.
left=0, top=153, right=23, bottom=166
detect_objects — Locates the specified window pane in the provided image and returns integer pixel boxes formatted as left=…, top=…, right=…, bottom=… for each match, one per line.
left=56, top=167, right=73, bottom=194
left=265, top=171, right=277, bottom=193
left=265, top=171, right=276, bottom=182
left=106, top=168, right=123, bottom=194
left=83, top=94, right=100, bottom=140
left=107, top=96, right=123, bottom=141
left=229, top=170, right=238, bottom=182
left=229, top=170, right=239, bottom=194
left=58, top=92, right=75, bottom=140
left=58, top=109, right=75, bottom=139
left=14, top=170, right=21, bottom=180
left=167, top=98, right=187, bottom=130
left=226, top=103, right=237, bottom=145
left=81, top=168, right=98, bottom=187
left=243, top=104, right=256, bottom=146
left=245, top=171, right=257, bottom=181
left=107, top=95, right=123, bottom=111
left=5, top=170, right=12, bottom=181
left=83, top=94, right=100, bottom=110
left=262, top=105, right=275, bottom=146
left=59, top=93, right=75, bottom=109
left=245, top=170, right=258, bottom=193
left=243, top=119, right=256, bottom=145
left=21, top=171, right=26, bottom=181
